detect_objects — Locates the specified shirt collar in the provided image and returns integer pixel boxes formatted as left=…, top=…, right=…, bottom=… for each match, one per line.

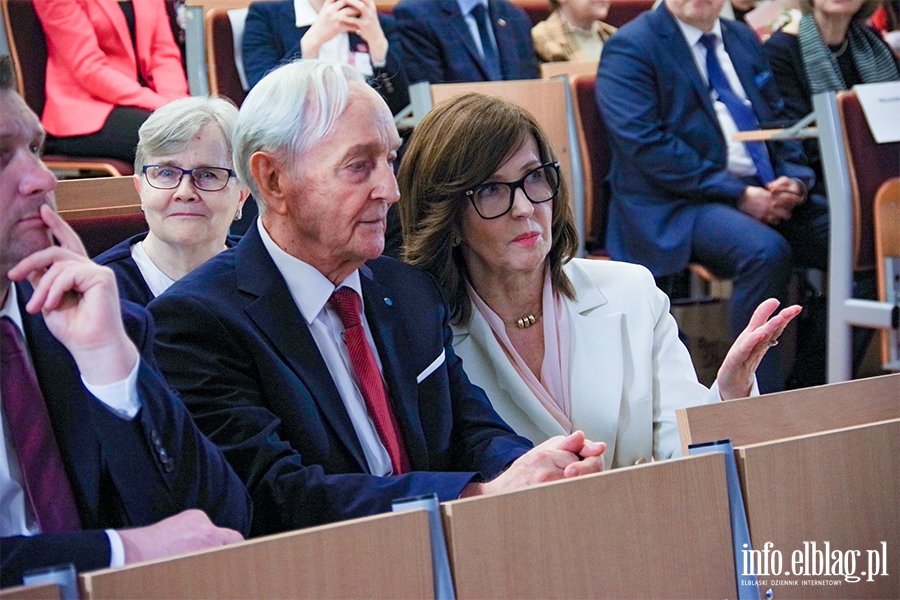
left=674, top=15, right=723, bottom=49
left=294, top=0, right=319, bottom=28
left=0, top=284, right=24, bottom=333
left=458, top=0, right=487, bottom=17
left=257, top=219, right=363, bottom=325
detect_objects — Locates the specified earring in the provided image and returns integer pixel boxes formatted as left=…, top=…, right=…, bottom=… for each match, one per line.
left=451, top=234, right=461, bottom=247
left=233, top=209, right=243, bottom=221
left=140, top=204, right=145, bottom=212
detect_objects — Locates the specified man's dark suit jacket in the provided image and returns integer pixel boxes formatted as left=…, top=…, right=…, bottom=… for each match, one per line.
left=148, top=223, right=533, bottom=536
left=242, top=0, right=410, bottom=115
left=596, top=5, right=815, bottom=277
left=393, top=0, right=539, bottom=84
left=1, top=285, right=251, bottom=588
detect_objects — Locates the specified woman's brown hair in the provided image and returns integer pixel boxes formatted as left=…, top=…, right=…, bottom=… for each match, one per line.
left=399, top=92, right=579, bottom=326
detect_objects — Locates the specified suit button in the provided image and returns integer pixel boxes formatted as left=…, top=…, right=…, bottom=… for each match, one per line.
left=163, top=459, right=175, bottom=473
left=159, top=448, right=168, bottom=462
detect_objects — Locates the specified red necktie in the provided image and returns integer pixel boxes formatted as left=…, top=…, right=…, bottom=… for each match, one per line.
left=1, top=316, right=82, bottom=533
left=329, top=288, right=410, bottom=475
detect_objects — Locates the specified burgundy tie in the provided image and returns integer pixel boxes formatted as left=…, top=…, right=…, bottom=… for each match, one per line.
left=1, top=316, right=82, bottom=533
left=329, top=288, right=410, bottom=475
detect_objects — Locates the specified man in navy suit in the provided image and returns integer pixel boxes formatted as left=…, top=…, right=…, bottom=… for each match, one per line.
left=596, top=0, right=829, bottom=393
left=0, top=56, right=249, bottom=588
left=393, top=0, right=539, bottom=84
left=149, top=59, right=605, bottom=536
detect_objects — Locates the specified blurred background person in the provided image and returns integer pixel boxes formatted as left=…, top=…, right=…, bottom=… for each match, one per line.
left=95, top=97, right=248, bottom=306
left=764, top=0, right=899, bottom=195
left=243, top=0, right=409, bottom=115
left=34, top=0, right=188, bottom=164
left=532, top=0, right=617, bottom=62
left=399, top=93, right=798, bottom=466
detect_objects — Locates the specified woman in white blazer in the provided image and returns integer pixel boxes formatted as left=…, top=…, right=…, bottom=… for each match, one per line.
left=398, top=93, right=800, bottom=469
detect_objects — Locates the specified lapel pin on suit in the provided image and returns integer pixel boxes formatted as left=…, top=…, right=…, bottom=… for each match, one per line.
left=497, top=18, right=507, bottom=27
left=384, top=297, right=393, bottom=306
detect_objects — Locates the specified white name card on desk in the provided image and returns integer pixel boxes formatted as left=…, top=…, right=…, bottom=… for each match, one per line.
left=855, top=82, right=900, bottom=143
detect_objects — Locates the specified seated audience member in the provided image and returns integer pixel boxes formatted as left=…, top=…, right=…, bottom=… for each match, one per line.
left=148, top=60, right=606, bottom=536
left=764, top=0, right=899, bottom=194
left=399, top=93, right=798, bottom=464
left=0, top=55, right=249, bottom=588
left=596, top=0, right=829, bottom=393
left=34, top=0, right=189, bottom=164
left=730, top=0, right=758, bottom=22
left=243, top=0, right=410, bottom=115
left=393, top=0, right=540, bottom=83
left=94, top=97, right=249, bottom=306
left=531, top=0, right=617, bottom=63
left=872, top=1, right=900, bottom=57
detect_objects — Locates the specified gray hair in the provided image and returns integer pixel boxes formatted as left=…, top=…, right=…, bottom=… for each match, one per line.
left=135, top=96, right=240, bottom=176
left=232, top=59, right=365, bottom=201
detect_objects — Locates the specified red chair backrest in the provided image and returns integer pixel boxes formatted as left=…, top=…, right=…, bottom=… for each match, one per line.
left=572, top=72, right=611, bottom=254
left=206, top=8, right=247, bottom=106
left=838, top=90, right=900, bottom=271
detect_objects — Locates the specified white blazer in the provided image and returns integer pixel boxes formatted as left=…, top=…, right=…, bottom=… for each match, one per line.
left=452, top=258, right=720, bottom=468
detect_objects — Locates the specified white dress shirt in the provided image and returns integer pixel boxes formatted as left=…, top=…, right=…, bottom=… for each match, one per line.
left=0, top=286, right=139, bottom=566
left=257, top=220, right=393, bottom=476
left=293, top=0, right=375, bottom=75
left=674, top=17, right=758, bottom=178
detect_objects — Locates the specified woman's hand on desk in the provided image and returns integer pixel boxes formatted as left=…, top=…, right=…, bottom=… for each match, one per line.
left=717, top=298, right=802, bottom=401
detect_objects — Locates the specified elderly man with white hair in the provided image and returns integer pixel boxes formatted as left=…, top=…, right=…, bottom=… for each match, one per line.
left=149, top=59, right=606, bottom=536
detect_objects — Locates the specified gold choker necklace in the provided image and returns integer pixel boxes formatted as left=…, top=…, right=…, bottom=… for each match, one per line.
left=507, top=313, right=541, bottom=329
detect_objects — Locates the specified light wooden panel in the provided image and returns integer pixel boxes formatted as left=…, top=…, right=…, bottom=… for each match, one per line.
left=430, top=79, right=573, bottom=217
left=736, top=419, right=900, bottom=599
left=677, top=374, right=900, bottom=455
left=0, top=584, right=60, bottom=600
left=442, top=453, right=736, bottom=599
left=54, top=176, right=142, bottom=220
left=79, top=510, right=434, bottom=600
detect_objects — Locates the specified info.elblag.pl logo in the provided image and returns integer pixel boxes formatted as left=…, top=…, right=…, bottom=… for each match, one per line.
left=741, top=541, right=890, bottom=584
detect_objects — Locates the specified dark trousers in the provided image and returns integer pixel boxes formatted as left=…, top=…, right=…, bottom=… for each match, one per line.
left=46, top=106, right=151, bottom=165
left=690, top=194, right=829, bottom=393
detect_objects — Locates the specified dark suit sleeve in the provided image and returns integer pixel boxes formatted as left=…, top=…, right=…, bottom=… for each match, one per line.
left=597, top=27, right=749, bottom=203
left=763, top=32, right=812, bottom=123
left=1, top=532, right=110, bottom=588
left=243, top=2, right=297, bottom=88
left=394, top=2, right=447, bottom=84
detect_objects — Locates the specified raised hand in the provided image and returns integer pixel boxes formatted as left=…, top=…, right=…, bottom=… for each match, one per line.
left=6, top=204, right=138, bottom=385
left=716, top=298, right=802, bottom=400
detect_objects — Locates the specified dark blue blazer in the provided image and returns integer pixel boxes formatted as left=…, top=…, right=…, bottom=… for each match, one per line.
left=393, top=0, right=539, bottom=84
left=596, top=5, right=815, bottom=277
left=1, top=285, right=251, bottom=588
left=148, top=223, right=532, bottom=536
left=242, top=0, right=410, bottom=115
left=94, top=232, right=241, bottom=307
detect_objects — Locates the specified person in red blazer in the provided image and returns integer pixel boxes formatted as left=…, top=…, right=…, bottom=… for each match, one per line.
left=34, top=0, right=189, bottom=163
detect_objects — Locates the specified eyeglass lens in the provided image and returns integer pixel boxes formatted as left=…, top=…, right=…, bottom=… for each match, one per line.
left=144, top=165, right=231, bottom=191
left=471, top=163, right=559, bottom=219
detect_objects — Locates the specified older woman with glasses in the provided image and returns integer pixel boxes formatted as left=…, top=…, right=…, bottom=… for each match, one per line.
left=95, top=96, right=249, bottom=306
left=399, top=93, right=800, bottom=467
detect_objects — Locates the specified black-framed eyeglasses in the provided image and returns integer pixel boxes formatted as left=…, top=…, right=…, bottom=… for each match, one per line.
left=142, top=165, right=235, bottom=192
left=464, top=162, right=560, bottom=220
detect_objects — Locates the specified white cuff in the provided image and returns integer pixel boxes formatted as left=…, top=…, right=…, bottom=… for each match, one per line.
left=82, top=357, right=141, bottom=420
left=105, top=529, right=126, bottom=568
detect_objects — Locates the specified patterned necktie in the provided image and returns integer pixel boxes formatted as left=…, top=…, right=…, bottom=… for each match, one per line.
left=699, top=33, right=776, bottom=184
left=471, top=4, right=503, bottom=81
left=0, top=316, right=81, bottom=533
left=329, top=288, right=410, bottom=475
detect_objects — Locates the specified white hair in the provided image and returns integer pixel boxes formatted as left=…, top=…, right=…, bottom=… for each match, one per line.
left=135, top=96, right=239, bottom=176
left=233, top=59, right=365, bottom=201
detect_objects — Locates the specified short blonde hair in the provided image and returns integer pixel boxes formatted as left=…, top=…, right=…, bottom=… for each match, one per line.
left=399, top=93, right=578, bottom=326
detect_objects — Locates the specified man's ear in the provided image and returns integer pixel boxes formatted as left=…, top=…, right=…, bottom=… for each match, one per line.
left=249, top=151, right=289, bottom=216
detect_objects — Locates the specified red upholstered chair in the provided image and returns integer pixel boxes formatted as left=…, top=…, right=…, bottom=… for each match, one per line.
left=605, top=0, right=654, bottom=27
left=1, top=0, right=135, bottom=176
left=570, top=73, right=611, bottom=255
left=836, top=90, right=900, bottom=273
left=205, top=7, right=248, bottom=107
left=513, top=0, right=551, bottom=26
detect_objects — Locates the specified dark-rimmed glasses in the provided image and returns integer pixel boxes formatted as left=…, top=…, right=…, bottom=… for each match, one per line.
left=464, top=162, right=560, bottom=219
left=142, top=165, right=235, bottom=192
